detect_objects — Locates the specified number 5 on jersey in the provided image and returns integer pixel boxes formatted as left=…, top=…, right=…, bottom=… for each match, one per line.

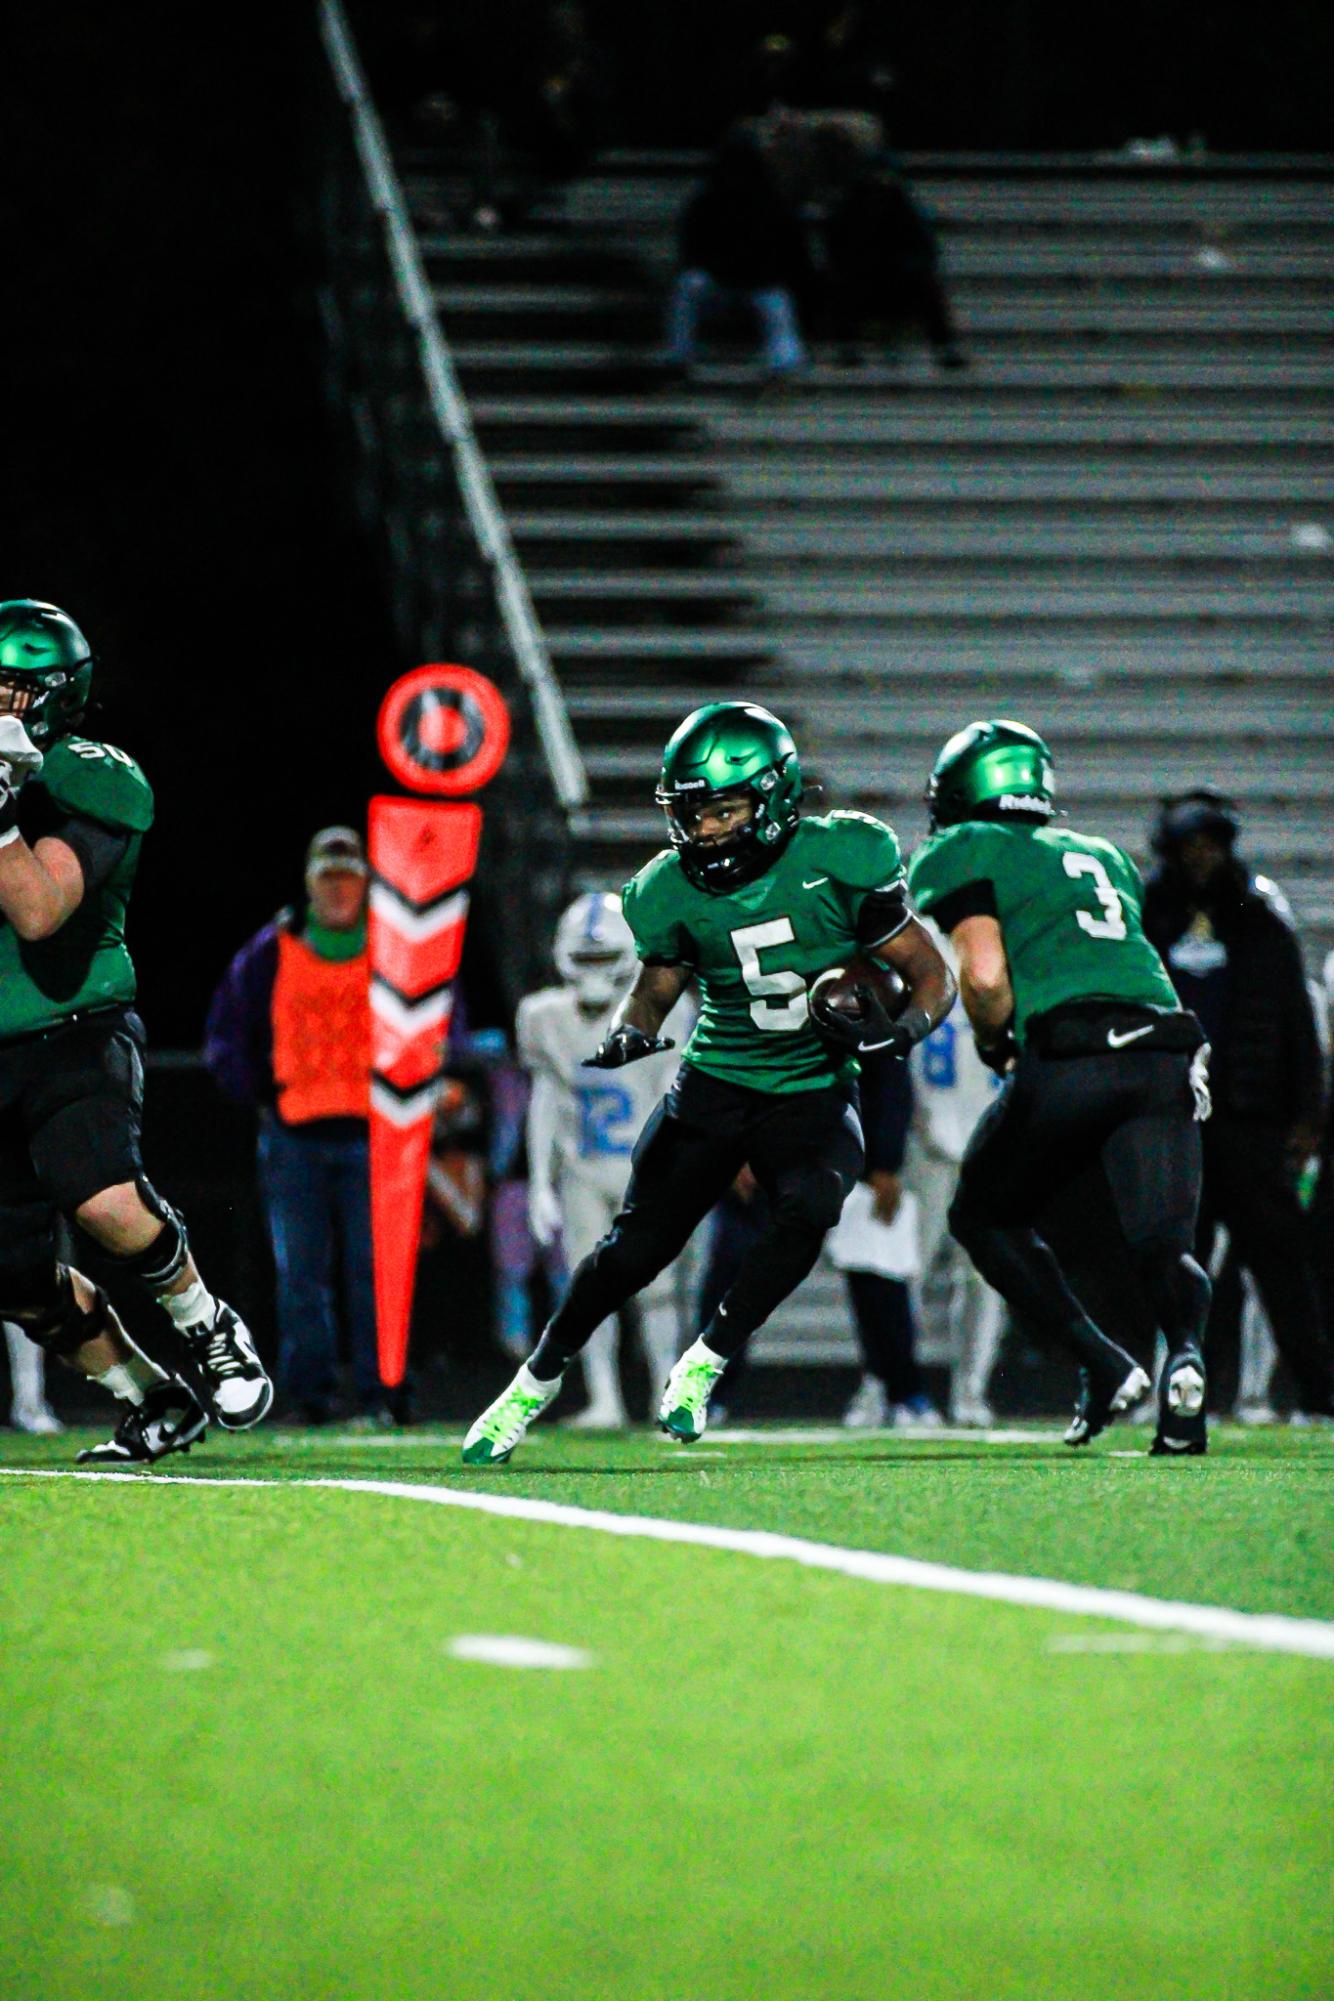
left=731, top=918, right=809, bottom=1031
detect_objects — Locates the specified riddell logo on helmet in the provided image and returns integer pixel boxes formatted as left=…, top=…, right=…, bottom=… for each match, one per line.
left=997, top=793, right=1053, bottom=814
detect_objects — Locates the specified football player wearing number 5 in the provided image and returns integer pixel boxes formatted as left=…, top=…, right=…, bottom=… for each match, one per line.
left=908, top=720, right=1214, bottom=1454
left=0, top=600, right=271, bottom=1464
left=517, top=891, right=692, bottom=1428
left=464, top=702, right=955, bottom=1464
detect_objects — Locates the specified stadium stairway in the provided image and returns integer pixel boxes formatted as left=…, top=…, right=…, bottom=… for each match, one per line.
left=402, top=149, right=1333, bottom=1367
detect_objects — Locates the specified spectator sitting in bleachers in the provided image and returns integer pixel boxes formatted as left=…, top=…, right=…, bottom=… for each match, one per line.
left=659, top=130, right=811, bottom=378
left=821, top=145, right=967, bottom=370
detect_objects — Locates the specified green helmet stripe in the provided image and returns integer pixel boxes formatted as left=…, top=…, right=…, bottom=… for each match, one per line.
left=926, top=719, right=1055, bottom=830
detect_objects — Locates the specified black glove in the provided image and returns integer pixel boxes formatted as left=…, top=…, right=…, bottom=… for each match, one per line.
left=976, top=1027, right=1019, bottom=1076
left=582, top=1024, right=676, bottom=1070
left=810, top=974, right=930, bottom=1062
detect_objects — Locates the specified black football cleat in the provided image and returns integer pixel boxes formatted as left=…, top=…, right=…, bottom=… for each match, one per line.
left=1064, top=1362, right=1152, bottom=1448
left=77, top=1384, right=209, bottom=1466
left=1151, top=1347, right=1208, bottom=1457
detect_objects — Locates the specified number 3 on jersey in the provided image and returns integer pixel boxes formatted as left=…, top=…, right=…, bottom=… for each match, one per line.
left=731, top=918, right=809, bottom=1031
left=1063, top=852, right=1127, bottom=941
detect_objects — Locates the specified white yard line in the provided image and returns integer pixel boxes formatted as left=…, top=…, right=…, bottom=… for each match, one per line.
left=6, top=1467, right=1334, bottom=1661
left=706, top=1426, right=1041, bottom=1445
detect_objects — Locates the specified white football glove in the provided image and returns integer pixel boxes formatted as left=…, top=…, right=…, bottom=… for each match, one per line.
left=0, top=715, right=44, bottom=788
left=528, top=1183, right=563, bottom=1250
left=1188, top=1043, right=1212, bottom=1123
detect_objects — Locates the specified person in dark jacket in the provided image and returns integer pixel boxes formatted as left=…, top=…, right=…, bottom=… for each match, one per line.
left=822, top=155, right=967, bottom=369
left=1142, top=790, right=1333, bottom=1417
left=204, top=827, right=381, bottom=1424
left=660, top=131, right=810, bottom=375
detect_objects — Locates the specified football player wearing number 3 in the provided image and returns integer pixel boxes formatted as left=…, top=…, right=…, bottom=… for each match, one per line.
left=908, top=720, right=1214, bottom=1454
left=0, top=600, right=271, bottom=1464
left=464, top=702, right=955, bottom=1464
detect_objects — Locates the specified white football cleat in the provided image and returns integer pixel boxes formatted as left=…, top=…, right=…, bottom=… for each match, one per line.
left=180, top=1303, right=273, bottom=1430
left=463, top=1366, right=562, bottom=1465
left=842, top=1374, right=891, bottom=1429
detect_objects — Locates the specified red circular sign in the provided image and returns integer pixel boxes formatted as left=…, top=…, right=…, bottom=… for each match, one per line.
left=377, top=664, right=511, bottom=796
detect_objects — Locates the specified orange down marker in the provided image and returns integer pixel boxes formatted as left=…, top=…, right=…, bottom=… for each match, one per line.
left=369, top=666, right=510, bottom=1389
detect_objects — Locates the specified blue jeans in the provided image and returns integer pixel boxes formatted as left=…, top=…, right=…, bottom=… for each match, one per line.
left=662, top=268, right=807, bottom=372
left=257, top=1119, right=379, bottom=1410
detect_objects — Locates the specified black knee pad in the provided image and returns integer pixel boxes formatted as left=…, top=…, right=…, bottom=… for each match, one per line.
left=110, top=1185, right=190, bottom=1291
left=774, top=1165, right=849, bottom=1238
left=11, top=1265, right=109, bottom=1357
left=591, top=1224, right=663, bottom=1296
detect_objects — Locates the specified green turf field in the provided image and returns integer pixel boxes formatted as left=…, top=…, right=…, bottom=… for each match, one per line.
left=2, top=1422, right=1331, bottom=2001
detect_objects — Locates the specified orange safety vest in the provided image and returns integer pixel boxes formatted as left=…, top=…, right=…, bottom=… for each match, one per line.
left=270, top=929, right=370, bottom=1124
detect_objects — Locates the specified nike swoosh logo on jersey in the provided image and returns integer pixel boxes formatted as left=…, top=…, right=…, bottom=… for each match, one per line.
left=803, top=877, right=829, bottom=889
left=1107, top=1023, right=1155, bottom=1048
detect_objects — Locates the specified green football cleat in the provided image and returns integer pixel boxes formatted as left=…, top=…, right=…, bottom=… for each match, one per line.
left=658, top=1343, right=728, bottom=1443
left=462, top=1367, right=561, bottom=1466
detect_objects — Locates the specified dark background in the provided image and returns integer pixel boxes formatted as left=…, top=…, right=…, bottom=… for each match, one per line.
left=8, top=0, right=1333, bottom=1053
left=7, top=3, right=397, bottom=1050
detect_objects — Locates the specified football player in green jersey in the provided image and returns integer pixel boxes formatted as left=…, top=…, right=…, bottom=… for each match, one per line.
left=908, top=720, right=1213, bottom=1454
left=464, top=701, right=955, bottom=1464
left=0, top=600, right=272, bottom=1461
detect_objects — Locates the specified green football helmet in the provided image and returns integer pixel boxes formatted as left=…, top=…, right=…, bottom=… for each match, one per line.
left=656, top=701, right=803, bottom=891
left=0, top=600, right=94, bottom=747
left=925, top=719, right=1056, bottom=831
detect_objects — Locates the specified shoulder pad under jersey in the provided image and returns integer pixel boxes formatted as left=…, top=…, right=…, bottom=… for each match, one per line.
left=41, top=737, right=154, bottom=834
left=807, top=810, right=904, bottom=891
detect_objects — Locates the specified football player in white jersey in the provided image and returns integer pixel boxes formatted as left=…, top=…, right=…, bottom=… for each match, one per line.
left=905, top=921, right=1006, bottom=1425
left=516, top=893, right=691, bottom=1426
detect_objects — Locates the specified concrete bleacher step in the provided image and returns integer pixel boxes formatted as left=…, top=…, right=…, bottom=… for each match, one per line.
left=409, top=148, right=1334, bottom=977
left=452, top=346, right=1334, bottom=395
left=477, top=400, right=1331, bottom=450
left=530, top=573, right=1332, bottom=626
left=562, top=630, right=1332, bottom=707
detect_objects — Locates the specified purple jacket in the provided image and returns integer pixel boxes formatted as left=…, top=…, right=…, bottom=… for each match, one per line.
left=203, top=912, right=289, bottom=1109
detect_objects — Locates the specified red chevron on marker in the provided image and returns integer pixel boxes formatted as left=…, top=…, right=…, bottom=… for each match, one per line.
left=369, top=884, right=470, bottom=997
left=368, top=797, right=484, bottom=1388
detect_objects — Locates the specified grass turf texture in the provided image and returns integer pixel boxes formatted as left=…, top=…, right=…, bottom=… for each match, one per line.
left=2, top=1427, right=1331, bottom=2001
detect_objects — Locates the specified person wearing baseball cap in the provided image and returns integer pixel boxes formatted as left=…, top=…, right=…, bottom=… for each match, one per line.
left=204, top=824, right=384, bottom=1424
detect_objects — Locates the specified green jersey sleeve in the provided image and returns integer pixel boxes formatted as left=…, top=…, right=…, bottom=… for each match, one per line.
left=907, top=823, right=999, bottom=927
left=810, top=811, right=906, bottom=938
left=41, top=737, right=154, bottom=834
left=621, top=851, right=696, bottom=965
left=819, top=810, right=904, bottom=891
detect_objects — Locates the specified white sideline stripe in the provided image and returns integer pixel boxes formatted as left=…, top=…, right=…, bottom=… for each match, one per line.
left=7, top=1468, right=1334, bottom=1661
left=707, top=1426, right=1041, bottom=1445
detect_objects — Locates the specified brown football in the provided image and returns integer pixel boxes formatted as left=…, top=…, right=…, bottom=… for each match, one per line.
left=807, top=955, right=907, bottom=1032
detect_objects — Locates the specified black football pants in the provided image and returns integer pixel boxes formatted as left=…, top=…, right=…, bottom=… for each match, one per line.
left=531, top=1065, right=864, bottom=1376
left=949, top=1047, right=1210, bottom=1386
left=1197, top=1119, right=1333, bottom=1414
